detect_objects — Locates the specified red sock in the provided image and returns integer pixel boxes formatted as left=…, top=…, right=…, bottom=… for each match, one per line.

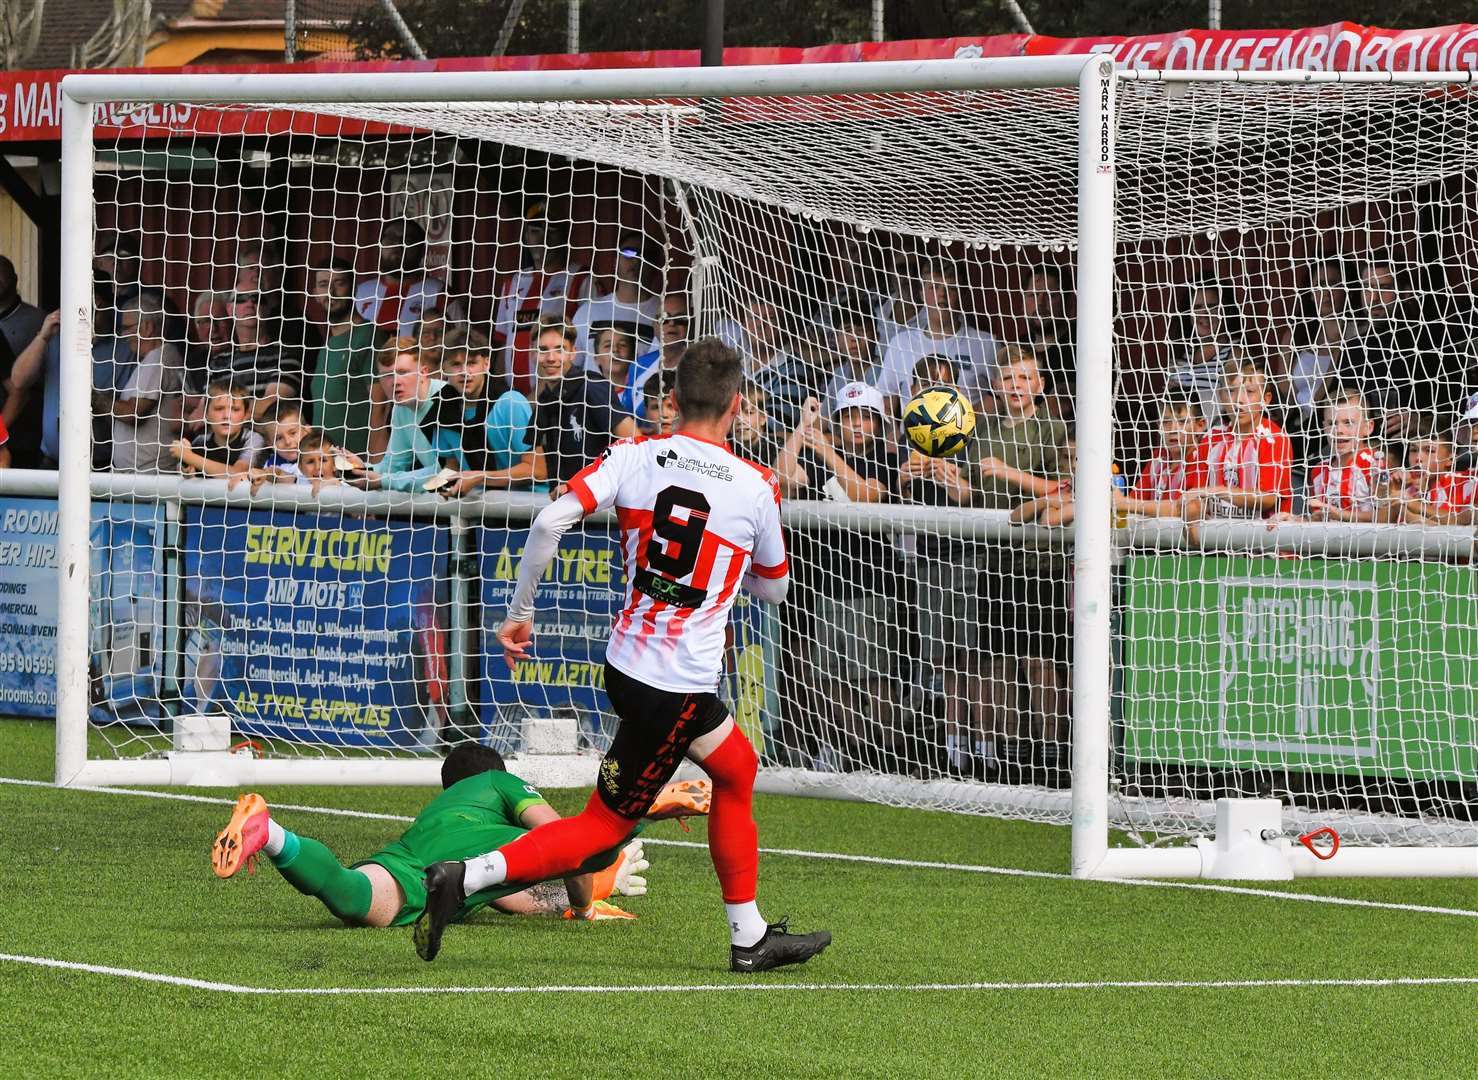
left=499, top=789, right=635, bottom=885
left=700, top=727, right=759, bottom=903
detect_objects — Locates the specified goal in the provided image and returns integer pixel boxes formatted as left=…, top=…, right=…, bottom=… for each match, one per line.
left=53, top=57, right=1477, bottom=878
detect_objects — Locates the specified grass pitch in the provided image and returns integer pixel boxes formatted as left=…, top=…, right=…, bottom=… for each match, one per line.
left=1, top=718, right=1474, bottom=1079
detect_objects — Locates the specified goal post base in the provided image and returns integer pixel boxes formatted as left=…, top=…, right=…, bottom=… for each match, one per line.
left=1083, top=843, right=1478, bottom=880
left=1078, top=799, right=1478, bottom=880
left=60, top=753, right=600, bottom=790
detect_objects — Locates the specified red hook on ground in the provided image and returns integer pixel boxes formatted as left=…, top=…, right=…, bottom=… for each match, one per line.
left=1297, top=826, right=1340, bottom=860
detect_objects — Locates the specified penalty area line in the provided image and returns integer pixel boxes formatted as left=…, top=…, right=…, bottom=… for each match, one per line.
left=2, top=954, right=1475, bottom=996
left=3, top=776, right=1476, bottom=919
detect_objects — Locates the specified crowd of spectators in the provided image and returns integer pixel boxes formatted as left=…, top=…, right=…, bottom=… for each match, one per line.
left=2, top=215, right=1475, bottom=787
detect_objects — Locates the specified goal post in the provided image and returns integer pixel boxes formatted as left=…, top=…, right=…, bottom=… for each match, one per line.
left=54, top=57, right=1477, bottom=878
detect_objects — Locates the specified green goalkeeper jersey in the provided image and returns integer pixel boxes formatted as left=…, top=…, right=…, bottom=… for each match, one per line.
left=357, top=769, right=549, bottom=927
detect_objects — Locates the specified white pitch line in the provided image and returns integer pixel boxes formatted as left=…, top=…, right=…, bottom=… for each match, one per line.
left=2, top=954, right=1475, bottom=996
left=4, top=776, right=1476, bottom=919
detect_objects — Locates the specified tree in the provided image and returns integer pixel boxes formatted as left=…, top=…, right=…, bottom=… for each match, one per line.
left=346, top=0, right=1478, bottom=61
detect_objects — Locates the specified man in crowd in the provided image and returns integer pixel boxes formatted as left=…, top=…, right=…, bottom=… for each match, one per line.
left=182, top=290, right=234, bottom=396
left=493, top=210, right=589, bottom=394
left=214, top=290, right=300, bottom=422
left=92, top=233, right=141, bottom=324
left=0, top=255, right=47, bottom=465
left=571, top=232, right=658, bottom=365
left=716, top=298, right=823, bottom=433
left=0, top=255, right=44, bottom=361
left=872, top=251, right=924, bottom=347
left=1344, top=256, right=1467, bottom=440
left=876, top=261, right=997, bottom=412
left=1016, top=264, right=1075, bottom=419
left=629, top=292, right=691, bottom=419
left=109, top=291, right=183, bottom=474
left=355, top=221, right=444, bottom=340
left=820, top=299, right=880, bottom=411
left=310, top=257, right=386, bottom=461
left=527, top=319, right=636, bottom=486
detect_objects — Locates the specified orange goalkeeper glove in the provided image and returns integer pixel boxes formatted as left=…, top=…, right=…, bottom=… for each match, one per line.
left=590, top=838, right=649, bottom=901
left=562, top=900, right=637, bottom=921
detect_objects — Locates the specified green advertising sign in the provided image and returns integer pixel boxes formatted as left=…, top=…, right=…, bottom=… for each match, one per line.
left=1121, top=555, right=1478, bottom=781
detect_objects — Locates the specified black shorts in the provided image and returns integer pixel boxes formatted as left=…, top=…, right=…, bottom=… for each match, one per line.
left=597, top=661, right=730, bottom=819
left=979, top=554, right=1073, bottom=664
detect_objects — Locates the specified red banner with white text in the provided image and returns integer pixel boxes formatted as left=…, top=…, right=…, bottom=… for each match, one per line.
left=3, top=21, right=1478, bottom=143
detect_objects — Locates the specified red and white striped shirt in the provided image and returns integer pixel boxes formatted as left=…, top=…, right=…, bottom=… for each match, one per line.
left=1195, top=418, right=1294, bottom=518
left=1130, top=445, right=1194, bottom=502
left=567, top=434, right=786, bottom=693
left=1307, top=446, right=1382, bottom=517
left=1424, top=471, right=1476, bottom=514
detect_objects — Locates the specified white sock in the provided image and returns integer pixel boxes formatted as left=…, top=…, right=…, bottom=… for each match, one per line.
left=974, top=739, right=996, bottom=763
left=263, top=818, right=286, bottom=857
left=945, top=735, right=963, bottom=767
left=726, top=901, right=768, bottom=948
left=462, top=851, right=508, bottom=897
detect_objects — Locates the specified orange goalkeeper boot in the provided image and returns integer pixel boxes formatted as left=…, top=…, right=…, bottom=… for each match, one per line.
left=212, top=793, right=270, bottom=879
left=646, top=778, right=711, bottom=829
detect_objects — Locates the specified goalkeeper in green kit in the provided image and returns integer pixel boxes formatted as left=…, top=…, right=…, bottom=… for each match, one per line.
left=211, top=744, right=710, bottom=925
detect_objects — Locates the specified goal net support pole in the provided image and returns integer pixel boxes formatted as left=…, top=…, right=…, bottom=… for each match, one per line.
left=1069, top=55, right=1118, bottom=881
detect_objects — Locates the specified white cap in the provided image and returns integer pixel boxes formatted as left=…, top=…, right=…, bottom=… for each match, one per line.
left=831, top=381, right=886, bottom=417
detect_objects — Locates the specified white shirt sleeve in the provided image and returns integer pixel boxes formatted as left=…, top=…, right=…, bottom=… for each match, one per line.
left=122, top=349, right=165, bottom=402
left=506, top=492, right=587, bottom=623
left=876, top=336, right=913, bottom=401
left=744, top=474, right=789, bottom=603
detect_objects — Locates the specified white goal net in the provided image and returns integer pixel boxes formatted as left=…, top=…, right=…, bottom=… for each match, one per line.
left=56, top=61, right=1476, bottom=857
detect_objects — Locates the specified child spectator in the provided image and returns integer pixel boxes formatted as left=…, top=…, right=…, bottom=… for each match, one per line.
left=775, top=383, right=901, bottom=772
left=732, top=379, right=780, bottom=468
left=1184, top=359, right=1294, bottom=520
left=527, top=319, right=636, bottom=486
left=1120, top=396, right=1207, bottom=518
left=347, top=348, right=465, bottom=492
left=899, top=354, right=972, bottom=509
left=257, top=401, right=308, bottom=478
left=296, top=431, right=339, bottom=488
left=898, top=354, right=976, bottom=777
left=171, top=380, right=263, bottom=477
left=969, top=345, right=1070, bottom=784
left=591, top=325, right=636, bottom=398
left=437, top=328, right=539, bottom=497
left=1385, top=430, right=1474, bottom=525
left=640, top=369, right=679, bottom=436
left=1299, top=388, right=1383, bottom=523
